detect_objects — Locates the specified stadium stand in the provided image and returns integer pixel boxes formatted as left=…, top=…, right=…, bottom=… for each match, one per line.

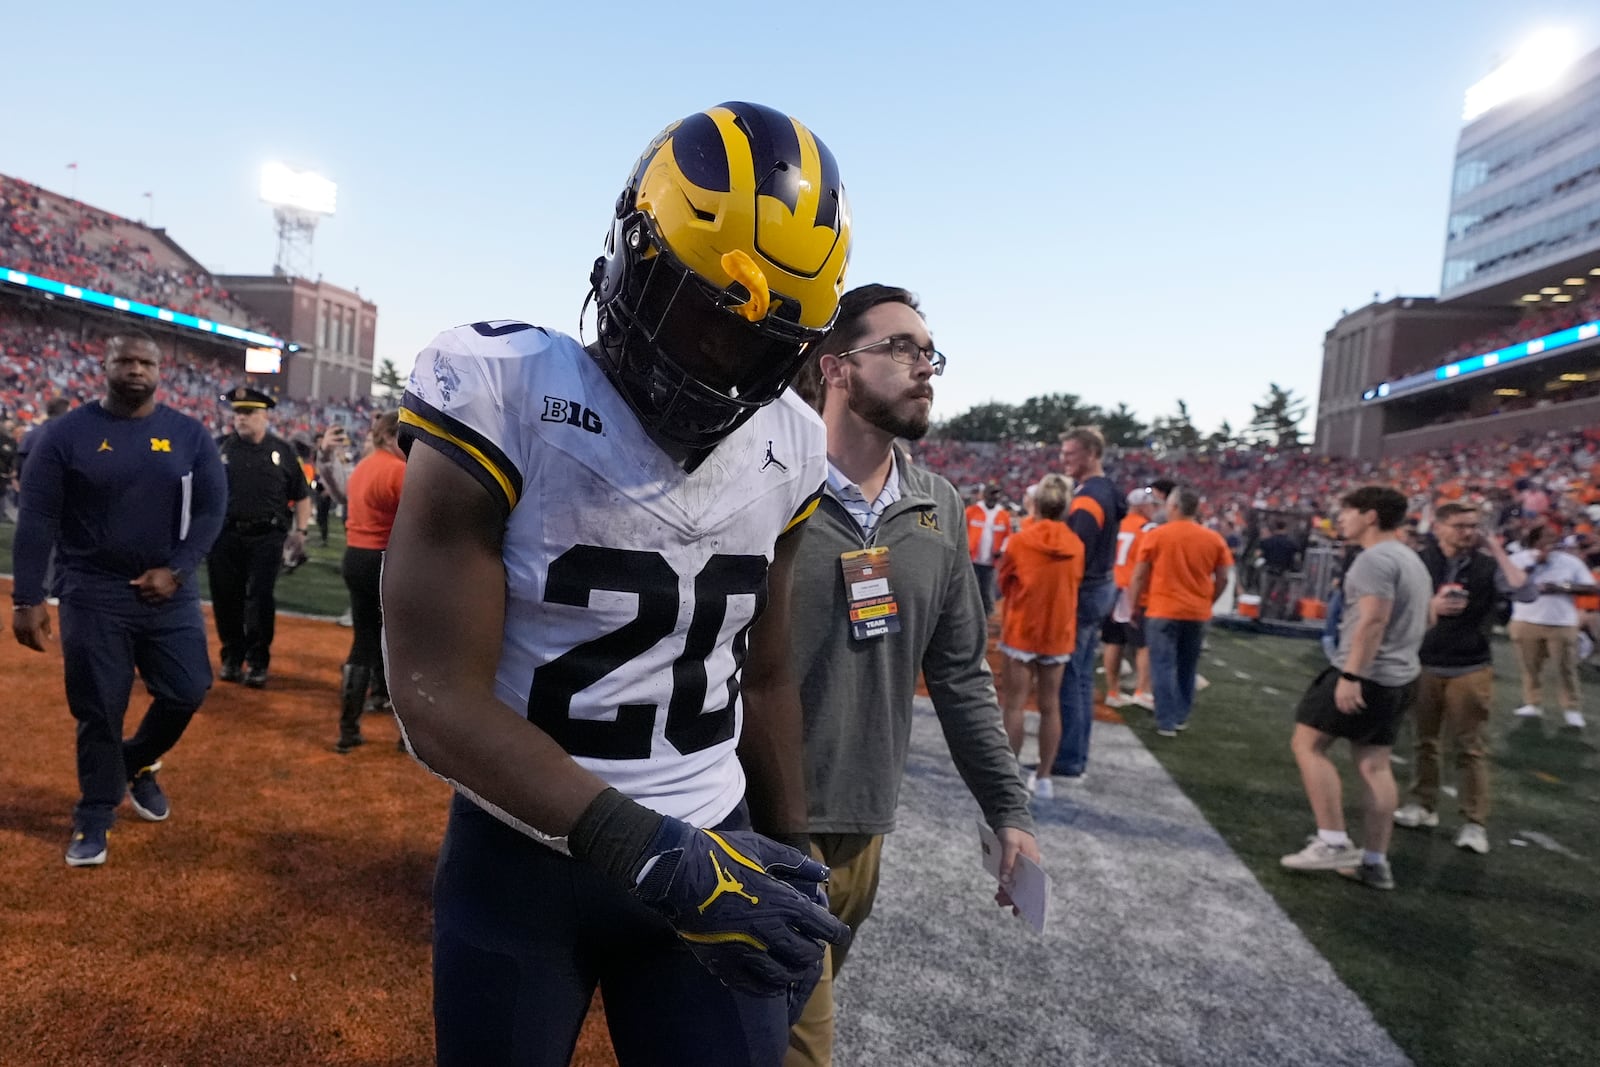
left=0, top=303, right=377, bottom=442
left=1, top=175, right=274, bottom=333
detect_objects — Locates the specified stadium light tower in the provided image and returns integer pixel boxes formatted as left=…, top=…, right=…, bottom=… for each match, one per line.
left=260, top=162, right=337, bottom=280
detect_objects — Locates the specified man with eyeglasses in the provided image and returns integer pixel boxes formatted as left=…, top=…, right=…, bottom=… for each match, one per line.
left=788, top=284, right=1039, bottom=1067
left=1392, top=501, right=1532, bottom=855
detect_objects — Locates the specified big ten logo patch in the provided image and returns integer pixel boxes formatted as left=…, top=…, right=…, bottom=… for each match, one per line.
left=541, top=396, right=604, bottom=435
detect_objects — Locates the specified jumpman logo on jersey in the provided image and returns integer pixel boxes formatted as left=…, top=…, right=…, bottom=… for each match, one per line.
left=761, top=440, right=787, bottom=472
left=97, top=439, right=113, bottom=453
left=697, top=852, right=761, bottom=913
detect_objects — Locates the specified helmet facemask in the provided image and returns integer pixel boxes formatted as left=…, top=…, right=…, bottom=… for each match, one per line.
left=591, top=211, right=829, bottom=452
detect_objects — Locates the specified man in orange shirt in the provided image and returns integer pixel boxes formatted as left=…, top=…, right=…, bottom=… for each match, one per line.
left=1128, top=487, right=1233, bottom=737
left=966, top=483, right=1013, bottom=618
left=336, top=412, right=408, bottom=753
left=1103, top=485, right=1164, bottom=709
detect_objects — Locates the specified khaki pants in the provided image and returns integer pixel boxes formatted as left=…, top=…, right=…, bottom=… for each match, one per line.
left=1409, top=668, right=1493, bottom=824
left=786, top=833, right=885, bottom=1067
left=1508, top=620, right=1582, bottom=710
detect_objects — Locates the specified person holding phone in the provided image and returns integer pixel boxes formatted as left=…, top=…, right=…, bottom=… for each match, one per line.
left=1508, top=524, right=1599, bottom=729
left=1393, top=502, right=1531, bottom=854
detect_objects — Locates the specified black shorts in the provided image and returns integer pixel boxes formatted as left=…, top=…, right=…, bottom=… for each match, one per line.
left=1100, top=617, right=1145, bottom=649
left=1294, top=667, right=1415, bottom=747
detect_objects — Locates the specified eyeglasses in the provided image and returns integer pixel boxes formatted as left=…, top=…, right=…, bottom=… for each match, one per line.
left=836, top=335, right=946, bottom=375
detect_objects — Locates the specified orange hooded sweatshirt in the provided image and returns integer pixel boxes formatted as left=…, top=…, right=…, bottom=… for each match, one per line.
left=997, top=518, right=1086, bottom=658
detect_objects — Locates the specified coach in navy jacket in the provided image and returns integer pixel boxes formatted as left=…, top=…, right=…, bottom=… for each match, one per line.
left=12, top=330, right=226, bottom=868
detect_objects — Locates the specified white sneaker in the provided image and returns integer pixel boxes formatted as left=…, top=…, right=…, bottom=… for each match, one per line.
left=1280, top=837, right=1362, bottom=871
left=1393, top=803, right=1439, bottom=829
left=1033, top=777, right=1054, bottom=800
left=1156, top=728, right=1177, bottom=738
left=1131, top=691, right=1155, bottom=711
left=1120, top=660, right=1135, bottom=677
left=1513, top=704, right=1543, bottom=719
left=1456, top=823, right=1490, bottom=854
left=1563, top=710, right=1586, bottom=729
left=1104, top=692, right=1131, bottom=708
left=1194, top=674, right=1210, bottom=692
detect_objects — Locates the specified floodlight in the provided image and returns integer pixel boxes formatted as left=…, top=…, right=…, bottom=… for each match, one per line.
left=260, top=162, right=337, bottom=216
left=1463, top=29, right=1582, bottom=120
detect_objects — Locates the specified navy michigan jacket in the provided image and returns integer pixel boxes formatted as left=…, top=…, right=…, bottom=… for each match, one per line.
left=13, top=401, right=227, bottom=605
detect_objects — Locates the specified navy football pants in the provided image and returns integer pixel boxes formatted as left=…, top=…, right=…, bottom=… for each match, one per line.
left=59, top=592, right=212, bottom=830
left=433, top=793, right=789, bottom=1067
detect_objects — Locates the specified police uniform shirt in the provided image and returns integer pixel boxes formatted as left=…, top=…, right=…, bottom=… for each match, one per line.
left=219, top=431, right=310, bottom=526
left=400, top=320, right=826, bottom=833
left=13, top=402, right=227, bottom=603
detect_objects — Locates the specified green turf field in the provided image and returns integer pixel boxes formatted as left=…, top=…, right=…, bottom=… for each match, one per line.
left=0, top=518, right=354, bottom=618
left=1128, top=627, right=1600, bottom=1067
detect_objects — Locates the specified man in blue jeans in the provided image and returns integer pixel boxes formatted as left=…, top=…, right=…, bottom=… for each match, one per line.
left=1127, top=488, right=1233, bottom=736
left=1053, top=427, right=1124, bottom=780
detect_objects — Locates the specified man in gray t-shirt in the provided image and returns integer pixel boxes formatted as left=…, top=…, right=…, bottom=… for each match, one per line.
left=1335, top=540, right=1433, bottom=686
left=1279, top=486, right=1432, bottom=891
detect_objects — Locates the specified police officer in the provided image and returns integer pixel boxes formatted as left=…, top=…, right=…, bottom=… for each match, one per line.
left=12, top=330, right=227, bottom=867
left=210, top=386, right=310, bottom=688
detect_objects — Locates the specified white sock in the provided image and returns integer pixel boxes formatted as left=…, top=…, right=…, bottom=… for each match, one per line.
left=1317, top=829, right=1351, bottom=847
left=1362, top=850, right=1385, bottom=866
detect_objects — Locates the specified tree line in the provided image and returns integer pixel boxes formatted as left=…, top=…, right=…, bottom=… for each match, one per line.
left=372, top=360, right=1311, bottom=454
left=934, top=384, right=1310, bottom=451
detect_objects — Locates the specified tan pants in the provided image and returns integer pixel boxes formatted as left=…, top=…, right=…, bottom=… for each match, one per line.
left=1409, top=668, right=1492, bottom=824
left=785, top=833, right=885, bottom=1067
left=1508, top=620, right=1582, bottom=710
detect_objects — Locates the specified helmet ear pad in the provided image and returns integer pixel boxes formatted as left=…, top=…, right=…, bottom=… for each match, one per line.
left=594, top=203, right=642, bottom=308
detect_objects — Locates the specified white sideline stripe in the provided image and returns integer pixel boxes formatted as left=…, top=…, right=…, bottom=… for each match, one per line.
left=834, top=698, right=1411, bottom=1067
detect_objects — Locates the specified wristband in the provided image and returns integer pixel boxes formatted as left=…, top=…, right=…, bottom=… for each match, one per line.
left=568, top=787, right=664, bottom=886
left=1339, top=671, right=1363, bottom=683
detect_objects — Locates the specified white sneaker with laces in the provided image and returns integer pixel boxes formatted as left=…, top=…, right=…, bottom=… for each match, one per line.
left=1456, top=823, right=1490, bottom=854
left=1513, top=704, right=1543, bottom=719
left=1033, top=777, right=1054, bottom=800
left=1280, top=837, right=1362, bottom=871
left=1562, top=709, right=1585, bottom=729
left=1393, top=803, right=1439, bottom=829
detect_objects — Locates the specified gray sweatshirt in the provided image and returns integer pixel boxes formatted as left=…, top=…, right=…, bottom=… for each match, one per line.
left=790, top=449, right=1035, bottom=837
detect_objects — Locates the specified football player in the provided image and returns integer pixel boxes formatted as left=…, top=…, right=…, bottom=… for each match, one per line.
left=382, top=102, right=853, bottom=1066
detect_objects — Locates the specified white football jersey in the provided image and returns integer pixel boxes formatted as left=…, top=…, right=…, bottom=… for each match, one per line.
left=399, top=320, right=825, bottom=833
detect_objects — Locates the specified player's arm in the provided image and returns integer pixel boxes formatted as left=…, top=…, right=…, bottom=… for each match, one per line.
left=1212, top=543, right=1233, bottom=605
left=1127, top=559, right=1152, bottom=615
left=11, top=426, right=68, bottom=650
left=922, top=500, right=1039, bottom=891
left=1336, top=594, right=1393, bottom=712
left=168, top=430, right=227, bottom=582
left=383, top=443, right=610, bottom=836
left=285, top=449, right=313, bottom=535
left=736, top=526, right=811, bottom=852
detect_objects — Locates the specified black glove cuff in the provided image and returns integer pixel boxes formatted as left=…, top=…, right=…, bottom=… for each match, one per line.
left=568, top=787, right=664, bottom=886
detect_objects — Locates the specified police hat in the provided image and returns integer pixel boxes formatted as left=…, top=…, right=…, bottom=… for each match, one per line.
left=223, top=386, right=275, bottom=411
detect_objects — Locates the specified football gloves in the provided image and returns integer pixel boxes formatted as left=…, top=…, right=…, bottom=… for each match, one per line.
left=631, top=816, right=850, bottom=1002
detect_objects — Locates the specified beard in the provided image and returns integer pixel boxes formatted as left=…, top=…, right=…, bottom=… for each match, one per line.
left=848, top=380, right=932, bottom=441
left=108, top=379, right=154, bottom=408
